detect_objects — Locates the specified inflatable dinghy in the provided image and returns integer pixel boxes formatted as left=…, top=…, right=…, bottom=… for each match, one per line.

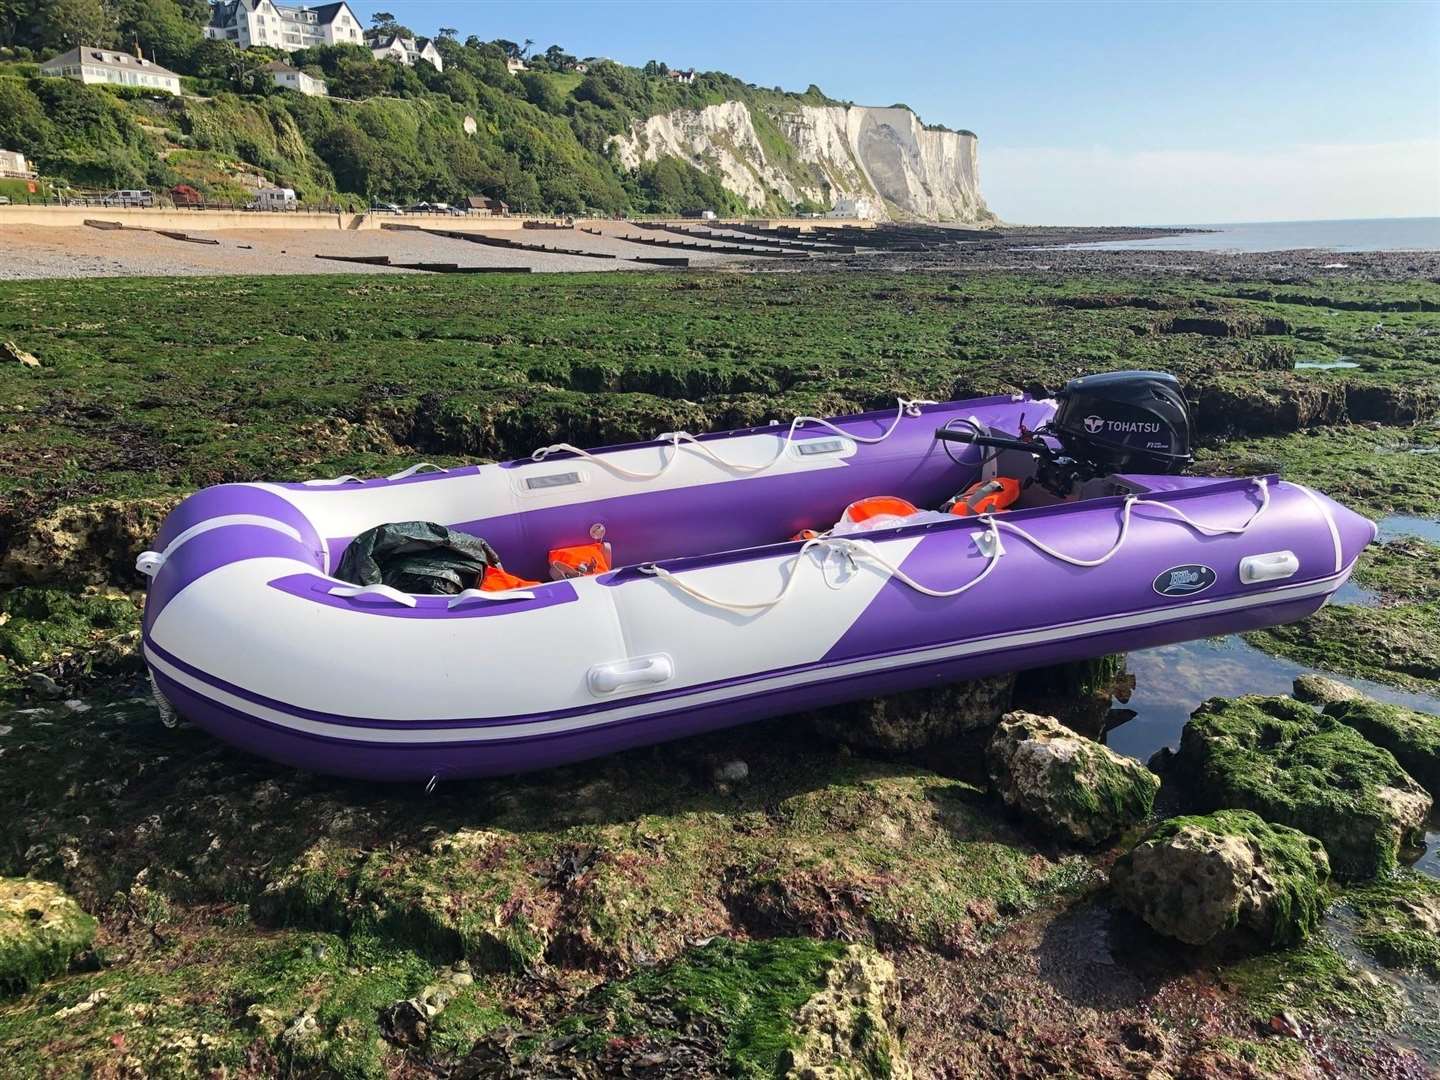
left=139, top=372, right=1376, bottom=781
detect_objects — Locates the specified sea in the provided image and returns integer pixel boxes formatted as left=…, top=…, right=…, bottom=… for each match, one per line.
left=1063, top=216, right=1440, bottom=253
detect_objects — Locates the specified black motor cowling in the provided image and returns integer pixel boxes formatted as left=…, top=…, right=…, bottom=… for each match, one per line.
left=1050, top=370, right=1193, bottom=475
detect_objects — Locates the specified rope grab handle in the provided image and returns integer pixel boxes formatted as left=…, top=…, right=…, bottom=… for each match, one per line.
left=638, top=478, right=1272, bottom=616
left=530, top=397, right=939, bottom=482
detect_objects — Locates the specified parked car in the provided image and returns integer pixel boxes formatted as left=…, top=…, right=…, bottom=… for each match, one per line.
left=370, top=201, right=402, bottom=213
left=0, top=196, right=10, bottom=206
left=105, top=189, right=155, bottom=208
left=406, top=202, right=436, bottom=213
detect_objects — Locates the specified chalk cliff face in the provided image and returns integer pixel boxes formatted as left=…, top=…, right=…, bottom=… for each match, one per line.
left=610, top=102, right=991, bottom=222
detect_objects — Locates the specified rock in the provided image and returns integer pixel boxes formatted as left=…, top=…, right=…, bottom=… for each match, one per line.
left=1323, top=699, right=1440, bottom=796
left=25, top=672, right=62, bottom=699
left=2, top=341, right=39, bottom=368
left=1292, top=674, right=1366, bottom=707
left=810, top=673, right=1015, bottom=752
left=712, top=759, right=749, bottom=785
left=985, top=711, right=1159, bottom=845
left=780, top=944, right=913, bottom=1080
left=1173, top=695, right=1432, bottom=879
left=1111, top=810, right=1330, bottom=947
left=0, top=496, right=183, bottom=589
left=0, top=877, right=99, bottom=994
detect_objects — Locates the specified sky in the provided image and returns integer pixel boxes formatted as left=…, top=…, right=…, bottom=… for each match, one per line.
left=354, top=1, right=1440, bottom=225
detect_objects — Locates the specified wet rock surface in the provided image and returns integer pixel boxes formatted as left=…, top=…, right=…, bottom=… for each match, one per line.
left=807, top=672, right=1015, bottom=751
left=986, top=711, right=1160, bottom=845
left=1112, top=809, right=1330, bottom=947
left=1173, top=696, right=1432, bottom=879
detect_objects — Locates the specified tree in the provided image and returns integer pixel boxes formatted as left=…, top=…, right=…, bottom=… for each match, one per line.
left=520, top=38, right=533, bottom=58
left=437, top=26, right=456, bottom=40
left=37, top=0, right=110, bottom=52
left=492, top=38, right=519, bottom=59
left=643, top=59, right=658, bottom=77
left=370, top=11, right=394, bottom=26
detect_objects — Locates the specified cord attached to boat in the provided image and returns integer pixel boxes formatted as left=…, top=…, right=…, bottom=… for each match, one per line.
left=638, top=478, right=1271, bottom=615
left=530, top=397, right=938, bottom=481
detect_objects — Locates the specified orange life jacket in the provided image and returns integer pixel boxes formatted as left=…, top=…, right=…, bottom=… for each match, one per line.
left=840, top=496, right=921, bottom=525
left=479, top=565, right=541, bottom=592
left=946, top=477, right=1022, bottom=516
left=548, top=541, right=612, bottom=579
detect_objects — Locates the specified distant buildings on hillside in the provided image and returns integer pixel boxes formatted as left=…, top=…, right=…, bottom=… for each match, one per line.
left=205, top=1, right=364, bottom=51
left=367, top=33, right=444, bottom=72
left=667, top=68, right=696, bottom=83
left=39, top=47, right=182, bottom=95
left=263, top=60, right=327, bottom=95
left=0, top=149, right=33, bottom=178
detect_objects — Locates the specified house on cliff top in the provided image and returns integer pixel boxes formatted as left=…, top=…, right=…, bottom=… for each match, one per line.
left=367, top=32, right=444, bottom=72
left=205, top=1, right=364, bottom=51
left=40, top=47, right=181, bottom=95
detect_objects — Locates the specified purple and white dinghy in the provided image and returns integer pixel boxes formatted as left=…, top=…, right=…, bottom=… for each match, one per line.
left=138, top=371, right=1376, bottom=782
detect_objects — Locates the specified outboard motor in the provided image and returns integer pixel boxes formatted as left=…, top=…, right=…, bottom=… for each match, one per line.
left=935, top=370, right=1194, bottom=497
left=1049, top=370, right=1193, bottom=475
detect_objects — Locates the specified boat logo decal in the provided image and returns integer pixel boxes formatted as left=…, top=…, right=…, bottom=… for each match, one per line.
left=1153, top=564, right=1217, bottom=597
left=1084, top=414, right=1106, bottom=434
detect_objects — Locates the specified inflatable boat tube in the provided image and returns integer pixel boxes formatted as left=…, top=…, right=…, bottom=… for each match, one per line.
left=139, top=393, right=1377, bottom=781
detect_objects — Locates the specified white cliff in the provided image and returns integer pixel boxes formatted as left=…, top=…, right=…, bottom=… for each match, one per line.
left=610, top=102, right=991, bottom=222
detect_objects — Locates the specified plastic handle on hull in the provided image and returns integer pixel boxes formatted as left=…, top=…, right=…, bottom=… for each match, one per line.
left=325, top=583, right=418, bottom=607
left=448, top=588, right=537, bottom=608
left=1238, top=550, right=1300, bottom=584
left=588, top=655, right=674, bottom=695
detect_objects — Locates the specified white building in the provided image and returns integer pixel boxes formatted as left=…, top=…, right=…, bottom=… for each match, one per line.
left=205, top=1, right=364, bottom=51
left=829, top=194, right=884, bottom=221
left=39, top=47, right=182, bottom=95
left=0, top=149, right=32, bottom=178
left=367, top=33, right=443, bottom=72
left=263, top=60, right=327, bottom=96
left=505, top=57, right=527, bottom=74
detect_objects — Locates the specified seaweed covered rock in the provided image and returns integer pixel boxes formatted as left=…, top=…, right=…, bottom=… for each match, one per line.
left=1291, top=673, right=1365, bottom=707
left=985, top=711, right=1159, bottom=845
left=1342, top=871, right=1440, bottom=976
left=1175, top=695, right=1432, bottom=879
left=1323, top=699, right=1440, bottom=796
left=782, top=944, right=912, bottom=1080
left=1111, top=810, right=1330, bottom=947
left=0, top=878, right=98, bottom=994
left=809, top=673, right=1015, bottom=752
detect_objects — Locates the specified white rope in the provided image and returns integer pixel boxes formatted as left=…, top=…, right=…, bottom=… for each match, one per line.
left=637, top=478, right=1271, bottom=615
left=638, top=521, right=1004, bottom=615
left=530, top=397, right=938, bottom=482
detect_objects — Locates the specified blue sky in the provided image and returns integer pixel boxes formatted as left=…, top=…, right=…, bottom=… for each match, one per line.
left=356, top=1, right=1440, bottom=224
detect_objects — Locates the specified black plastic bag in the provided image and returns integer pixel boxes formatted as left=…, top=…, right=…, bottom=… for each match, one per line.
left=335, top=521, right=500, bottom=595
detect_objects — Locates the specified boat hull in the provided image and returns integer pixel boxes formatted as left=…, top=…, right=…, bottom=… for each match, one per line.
left=139, top=395, right=1377, bottom=781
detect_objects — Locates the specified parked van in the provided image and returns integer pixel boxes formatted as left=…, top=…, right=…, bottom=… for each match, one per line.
left=106, top=189, right=154, bottom=207
left=250, top=187, right=298, bottom=211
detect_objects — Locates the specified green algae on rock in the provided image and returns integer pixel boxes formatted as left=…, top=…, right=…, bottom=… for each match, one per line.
left=985, top=711, right=1159, bottom=846
left=1323, top=699, right=1440, bottom=796
left=454, top=937, right=908, bottom=1079
left=1175, top=696, right=1432, bottom=879
left=0, top=877, right=97, bottom=994
left=1340, top=870, right=1440, bottom=977
left=0, top=586, right=141, bottom=698
left=1111, top=810, right=1330, bottom=947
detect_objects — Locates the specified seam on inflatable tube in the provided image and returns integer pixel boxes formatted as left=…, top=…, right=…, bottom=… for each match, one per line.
left=159, top=514, right=305, bottom=561
left=144, top=569, right=1346, bottom=744
left=1288, top=482, right=1342, bottom=573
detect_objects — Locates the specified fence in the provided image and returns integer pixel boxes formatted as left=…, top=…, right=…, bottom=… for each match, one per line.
left=0, top=193, right=522, bottom=217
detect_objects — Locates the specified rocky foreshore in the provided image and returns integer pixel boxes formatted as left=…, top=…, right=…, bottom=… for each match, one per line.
left=2, top=266, right=1438, bottom=1077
